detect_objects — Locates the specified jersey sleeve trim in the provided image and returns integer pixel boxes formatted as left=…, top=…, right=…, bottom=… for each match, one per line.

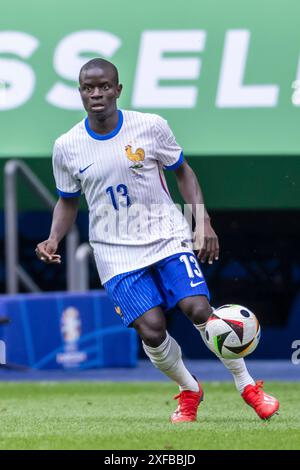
left=164, top=151, right=184, bottom=171
left=57, top=188, right=81, bottom=198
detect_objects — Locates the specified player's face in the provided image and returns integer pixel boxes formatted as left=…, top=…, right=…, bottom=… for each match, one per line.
left=79, top=67, right=122, bottom=117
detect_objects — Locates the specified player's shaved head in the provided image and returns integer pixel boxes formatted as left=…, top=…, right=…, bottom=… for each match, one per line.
left=79, top=58, right=119, bottom=85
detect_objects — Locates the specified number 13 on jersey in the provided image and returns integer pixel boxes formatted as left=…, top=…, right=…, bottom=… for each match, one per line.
left=106, top=184, right=131, bottom=210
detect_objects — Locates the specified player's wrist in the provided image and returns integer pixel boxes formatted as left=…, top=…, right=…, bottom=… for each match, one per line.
left=48, top=234, right=60, bottom=244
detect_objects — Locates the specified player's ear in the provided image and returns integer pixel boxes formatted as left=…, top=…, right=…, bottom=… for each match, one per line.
left=116, top=84, right=123, bottom=98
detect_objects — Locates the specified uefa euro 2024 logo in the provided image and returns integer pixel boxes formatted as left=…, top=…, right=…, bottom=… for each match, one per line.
left=56, top=307, right=87, bottom=368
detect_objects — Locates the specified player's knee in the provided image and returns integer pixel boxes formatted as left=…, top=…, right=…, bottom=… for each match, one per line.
left=133, top=320, right=166, bottom=347
left=192, top=302, right=212, bottom=324
left=132, top=308, right=167, bottom=347
left=180, top=297, right=213, bottom=325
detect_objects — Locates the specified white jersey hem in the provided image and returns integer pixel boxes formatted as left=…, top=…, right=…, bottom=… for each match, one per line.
left=100, top=247, right=195, bottom=284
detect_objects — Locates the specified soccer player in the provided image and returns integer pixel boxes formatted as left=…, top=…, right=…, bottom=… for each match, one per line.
left=36, top=58, right=279, bottom=423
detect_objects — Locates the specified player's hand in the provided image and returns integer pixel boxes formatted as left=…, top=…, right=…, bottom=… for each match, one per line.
left=195, top=219, right=219, bottom=264
left=35, top=239, right=61, bottom=264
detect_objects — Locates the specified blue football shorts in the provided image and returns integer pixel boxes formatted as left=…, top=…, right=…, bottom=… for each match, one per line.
left=104, top=252, right=210, bottom=327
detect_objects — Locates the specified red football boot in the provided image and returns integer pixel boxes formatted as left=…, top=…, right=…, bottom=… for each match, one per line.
left=170, top=379, right=204, bottom=423
left=242, top=380, right=279, bottom=420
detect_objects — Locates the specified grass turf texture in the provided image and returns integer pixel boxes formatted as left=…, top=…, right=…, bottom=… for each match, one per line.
left=0, top=381, right=299, bottom=450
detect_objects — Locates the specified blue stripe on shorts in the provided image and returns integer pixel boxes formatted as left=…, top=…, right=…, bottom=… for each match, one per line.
left=104, top=267, right=163, bottom=327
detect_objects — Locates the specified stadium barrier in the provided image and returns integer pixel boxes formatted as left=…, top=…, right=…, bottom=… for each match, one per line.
left=0, top=290, right=137, bottom=369
left=4, top=160, right=80, bottom=293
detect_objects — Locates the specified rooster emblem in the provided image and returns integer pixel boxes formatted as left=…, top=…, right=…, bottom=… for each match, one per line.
left=125, top=144, right=145, bottom=169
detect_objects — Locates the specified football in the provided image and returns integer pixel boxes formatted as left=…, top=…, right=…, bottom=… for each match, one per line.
left=205, top=304, right=261, bottom=359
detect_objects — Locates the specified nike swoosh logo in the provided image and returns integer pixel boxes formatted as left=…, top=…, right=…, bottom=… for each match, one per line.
left=190, top=280, right=205, bottom=287
left=79, top=163, right=94, bottom=173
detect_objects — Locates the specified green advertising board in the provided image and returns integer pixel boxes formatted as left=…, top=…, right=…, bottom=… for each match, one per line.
left=1, top=0, right=300, bottom=157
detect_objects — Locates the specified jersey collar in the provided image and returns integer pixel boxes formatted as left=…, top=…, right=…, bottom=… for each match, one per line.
left=84, top=110, right=123, bottom=140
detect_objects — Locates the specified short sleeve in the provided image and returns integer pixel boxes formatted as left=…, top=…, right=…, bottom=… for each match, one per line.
left=52, top=141, right=81, bottom=198
left=154, top=116, right=184, bottom=170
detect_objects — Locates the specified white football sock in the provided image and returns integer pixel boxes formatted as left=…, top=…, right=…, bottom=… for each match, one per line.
left=194, top=322, right=255, bottom=393
left=143, top=333, right=199, bottom=392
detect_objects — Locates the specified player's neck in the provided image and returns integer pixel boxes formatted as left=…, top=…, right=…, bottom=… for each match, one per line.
left=87, top=109, right=119, bottom=135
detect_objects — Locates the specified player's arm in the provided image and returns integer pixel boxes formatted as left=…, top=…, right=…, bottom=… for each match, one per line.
left=35, top=196, right=79, bottom=264
left=174, top=160, right=219, bottom=264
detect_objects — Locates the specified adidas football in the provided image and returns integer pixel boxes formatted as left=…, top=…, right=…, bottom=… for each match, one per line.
left=205, top=305, right=261, bottom=359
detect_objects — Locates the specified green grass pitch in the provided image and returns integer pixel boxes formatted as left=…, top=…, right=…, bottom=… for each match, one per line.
left=0, top=381, right=299, bottom=450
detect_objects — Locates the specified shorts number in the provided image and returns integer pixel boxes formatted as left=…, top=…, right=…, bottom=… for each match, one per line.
left=180, top=254, right=202, bottom=279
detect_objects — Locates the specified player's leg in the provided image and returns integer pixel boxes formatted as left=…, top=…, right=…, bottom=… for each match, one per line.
left=132, top=307, right=199, bottom=392
left=104, top=267, right=203, bottom=422
left=156, top=252, right=279, bottom=419
left=178, top=295, right=255, bottom=393
left=133, top=306, right=204, bottom=423
left=154, top=252, right=254, bottom=393
left=179, top=296, right=279, bottom=419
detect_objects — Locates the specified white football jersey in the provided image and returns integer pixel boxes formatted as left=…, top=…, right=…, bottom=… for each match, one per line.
left=53, top=110, right=193, bottom=283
